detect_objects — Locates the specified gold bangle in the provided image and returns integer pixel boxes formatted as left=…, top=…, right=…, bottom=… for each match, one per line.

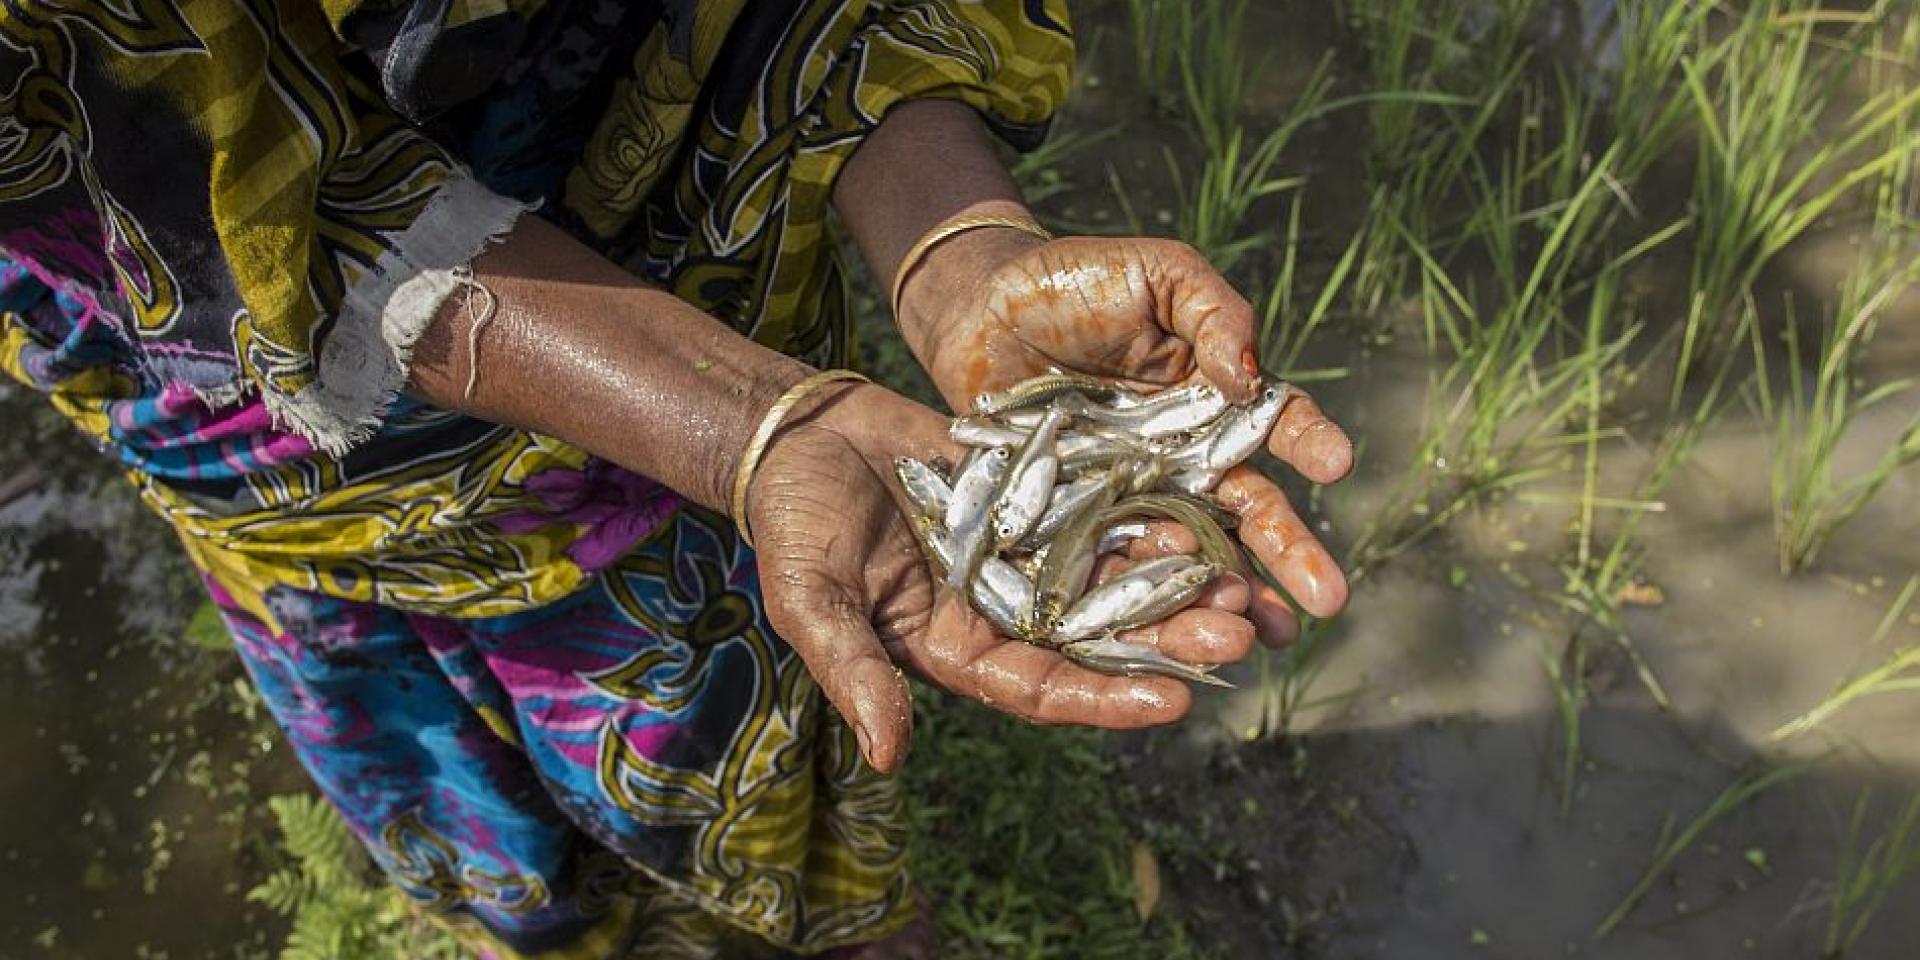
left=889, top=213, right=1053, bottom=321
left=730, top=369, right=872, bottom=549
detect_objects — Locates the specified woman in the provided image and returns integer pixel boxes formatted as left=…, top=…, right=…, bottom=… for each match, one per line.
left=0, top=1, right=1353, bottom=956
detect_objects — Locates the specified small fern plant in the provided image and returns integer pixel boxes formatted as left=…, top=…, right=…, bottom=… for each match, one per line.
left=250, top=794, right=465, bottom=960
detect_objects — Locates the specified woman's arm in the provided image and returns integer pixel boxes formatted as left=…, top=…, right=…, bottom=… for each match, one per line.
left=405, top=216, right=1210, bottom=772
left=833, top=100, right=1044, bottom=370
left=409, top=216, right=811, bottom=513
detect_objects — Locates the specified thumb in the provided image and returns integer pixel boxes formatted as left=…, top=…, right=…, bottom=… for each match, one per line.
left=1154, top=243, right=1262, bottom=403
left=770, top=585, right=914, bottom=773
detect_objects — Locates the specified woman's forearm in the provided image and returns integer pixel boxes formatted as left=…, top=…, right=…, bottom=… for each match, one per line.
left=408, top=216, right=813, bottom=512
left=833, top=100, right=1046, bottom=366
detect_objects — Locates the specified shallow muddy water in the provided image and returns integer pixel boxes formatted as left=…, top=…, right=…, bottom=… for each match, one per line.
left=0, top=388, right=304, bottom=958
left=4, top=1, right=1919, bottom=958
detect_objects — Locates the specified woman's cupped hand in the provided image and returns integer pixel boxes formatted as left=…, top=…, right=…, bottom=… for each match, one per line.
left=904, top=233, right=1355, bottom=649
left=745, top=380, right=1259, bottom=773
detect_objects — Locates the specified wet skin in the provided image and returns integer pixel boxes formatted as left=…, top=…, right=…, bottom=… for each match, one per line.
left=410, top=99, right=1354, bottom=779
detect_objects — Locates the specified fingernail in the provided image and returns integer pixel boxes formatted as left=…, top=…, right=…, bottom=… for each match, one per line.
left=1240, top=348, right=1259, bottom=379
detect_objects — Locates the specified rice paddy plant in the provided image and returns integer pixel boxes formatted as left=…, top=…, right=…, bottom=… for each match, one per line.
left=1166, top=126, right=1306, bottom=277
left=1175, top=0, right=1258, bottom=159
left=1763, top=291, right=1920, bottom=573
left=1350, top=138, right=1646, bottom=580
left=1824, top=789, right=1920, bottom=957
left=1012, top=124, right=1122, bottom=207
left=1261, top=190, right=1365, bottom=381
left=1761, top=14, right=1920, bottom=573
left=1120, top=0, right=1183, bottom=110
left=1605, top=0, right=1719, bottom=184
left=1536, top=284, right=1746, bottom=811
left=1595, top=762, right=1807, bottom=938
left=1674, top=0, right=1920, bottom=404
left=1169, top=62, right=1461, bottom=279
left=1770, top=576, right=1920, bottom=743
left=1339, top=0, right=1479, bottom=317
left=1340, top=0, right=1475, bottom=171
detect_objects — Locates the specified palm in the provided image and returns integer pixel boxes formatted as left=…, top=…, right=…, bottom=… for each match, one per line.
left=745, top=383, right=1201, bottom=772
left=918, top=234, right=1357, bottom=653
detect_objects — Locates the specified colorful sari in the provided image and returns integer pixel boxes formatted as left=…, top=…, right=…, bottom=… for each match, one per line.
left=0, top=1, right=1072, bottom=955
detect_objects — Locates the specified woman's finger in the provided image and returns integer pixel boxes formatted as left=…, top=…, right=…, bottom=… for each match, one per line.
left=1151, top=242, right=1262, bottom=404
left=1122, top=520, right=1200, bottom=559
left=1267, top=386, right=1354, bottom=483
left=1214, top=466, right=1348, bottom=618
left=1248, top=578, right=1302, bottom=649
left=766, top=581, right=915, bottom=773
left=913, top=595, right=1192, bottom=728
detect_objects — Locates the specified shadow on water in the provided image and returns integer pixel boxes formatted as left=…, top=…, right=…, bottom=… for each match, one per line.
left=0, top=383, right=306, bottom=958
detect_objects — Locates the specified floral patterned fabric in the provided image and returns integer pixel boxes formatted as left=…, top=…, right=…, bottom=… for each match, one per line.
left=0, top=0, right=1073, bottom=954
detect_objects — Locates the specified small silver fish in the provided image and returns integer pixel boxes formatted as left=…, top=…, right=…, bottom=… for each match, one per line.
left=1031, top=468, right=1128, bottom=635
left=1103, top=561, right=1221, bottom=634
left=992, top=407, right=1067, bottom=549
left=950, top=417, right=1029, bottom=449
left=976, top=555, right=1038, bottom=635
left=894, top=457, right=953, bottom=520
left=917, top=520, right=1036, bottom=638
left=1067, top=382, right=1230, bottom=438
left=1095, top=520, right=1151, bottom=555
left=945, top=447, right=1013, bottom=591
left=1204, top=379, right=1290, bottom=468
left=1017, top=476, right=1108, bottom=550
left=972, top=373, right=1117, bottom=416
left=1060, top=637, right=1233, bottom=687
left=1102, top=493, right=1242, bottom=573
left=1120, top=553, right=1200, bottom=578
left=945, top=446, right=1011, bottom=532
left=1053, top=572, right=1160, bottom=643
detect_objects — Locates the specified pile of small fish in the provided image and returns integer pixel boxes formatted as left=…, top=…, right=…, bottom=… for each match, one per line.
left=895, top=372, right=1291, bottom=687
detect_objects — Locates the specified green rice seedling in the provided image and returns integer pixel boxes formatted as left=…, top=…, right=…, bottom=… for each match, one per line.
left=1674, top=0, right=1920, bottom=404
left=1595, top=763, right=1807, bottom=939
left=1122, top=0, right=1184, bottom=110
left=1168, top=62, right=1462, bottom=278
left=1340, top=0, right=1476, bottom=171
left=1825, top=789, right=1920, bottom=957
left=1769, top=576, right=1920, bottom=743
left=1167, top=125, right=1306, bottom=277
left=1011, top=124, right=1122, bottom=207
left=1261, top=190, right=1365, bottom=381
left=1761, top=12, right=1920, bottom=573
left=1763, top=291, right=1920, bottom=573
left=1351, top=141, right=1649, bottom=579
left=1176, top=0, right=1258, bottom=159
left=1339, top=0, right=1481, bottom=319
left=1535, top=282, right=1746, bottom=811
left=1606, top=0, right=1720, bottom=184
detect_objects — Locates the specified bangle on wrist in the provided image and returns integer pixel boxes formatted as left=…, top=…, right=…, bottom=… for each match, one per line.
left=888, top=213, right=1052, bottom=322
left=730, top=369, right=872, bottom=549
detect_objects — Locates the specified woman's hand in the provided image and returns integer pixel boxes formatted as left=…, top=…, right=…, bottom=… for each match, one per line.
left=898, top=232, right=1355, bottom=644
left=744, top=381, right=1253, bottom=772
